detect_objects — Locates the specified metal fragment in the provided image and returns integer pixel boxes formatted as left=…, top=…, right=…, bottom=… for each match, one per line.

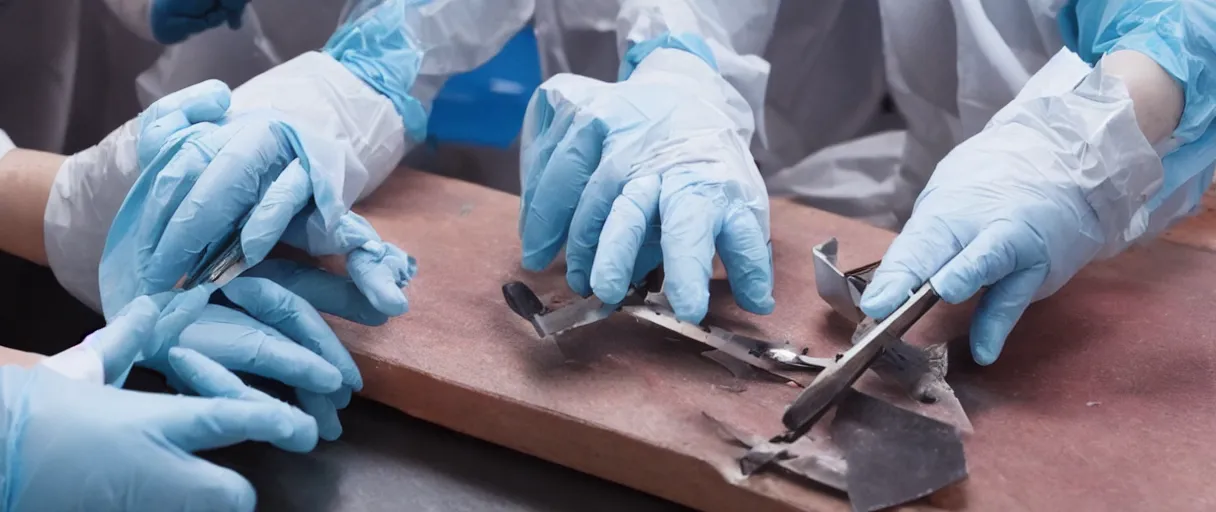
left=782, top=283, right=940, bottom=438
left=831, top=392, right=968, bottom=512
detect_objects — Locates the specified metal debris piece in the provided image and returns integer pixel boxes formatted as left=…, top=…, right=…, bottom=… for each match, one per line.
left=782, top=283, right=940, bottom=439
left=502, top=270, right=827, bottom=382
left=704, top=391, right=966, bottom=512
left=812, top=238, right=957, bottom=405
left=702, top=413, right=847, bottom=492
left=831, top=392, right=967, bottom=512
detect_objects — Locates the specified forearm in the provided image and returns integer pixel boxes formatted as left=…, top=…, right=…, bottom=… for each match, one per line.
left=0, top=149, right=64, bottom=266
left=0, top=347, right=45, bottom=368
left=1100, top=50, right=1183, bottom=145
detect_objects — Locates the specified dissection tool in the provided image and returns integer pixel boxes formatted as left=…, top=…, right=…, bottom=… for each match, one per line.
left=503, top=269, right=832, bottom=383
left=780, top=281, right=940, bottom=440
left=180, top=219, right=251, bottom=290
left=503, top=240, right=969, bottom=511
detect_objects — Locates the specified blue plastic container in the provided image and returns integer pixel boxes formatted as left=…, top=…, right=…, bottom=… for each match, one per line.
left=427, top=26, right=541, bottom=148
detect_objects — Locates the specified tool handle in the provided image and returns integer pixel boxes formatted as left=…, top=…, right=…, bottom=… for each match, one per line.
left=502, top=282, right=546, bottom=320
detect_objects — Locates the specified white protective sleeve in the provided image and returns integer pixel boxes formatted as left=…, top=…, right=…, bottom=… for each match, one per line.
left=616, top=0, right=781, bottom=148
left=44, top=118, right=145, bottom=311
left=233, top=0, right=535, bottom=199
left=0, top=130, right=14, bottom=162
left=43, top=0, right=535, bottom=311
left=102, top=0, right=155, bottom=42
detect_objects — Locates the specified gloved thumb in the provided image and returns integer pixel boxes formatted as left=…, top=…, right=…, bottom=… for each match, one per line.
left=137, top=80, right=232, bottom=165
left=860, top=221, right=961, bottom=319
left=79, top=286, right=212, bottom=385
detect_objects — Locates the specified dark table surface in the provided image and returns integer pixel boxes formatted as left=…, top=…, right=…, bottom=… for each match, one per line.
left=0, top=256, right=681, bottom=512
left=209, top=396, right=683, bottom=512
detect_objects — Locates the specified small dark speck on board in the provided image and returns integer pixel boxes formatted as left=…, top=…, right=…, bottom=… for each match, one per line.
left=460, top=203, right=475, bottom=216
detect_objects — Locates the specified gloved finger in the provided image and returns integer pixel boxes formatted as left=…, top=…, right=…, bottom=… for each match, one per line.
left=860, top=216, right=967, bottom=319
left=138, top=79, right=231, bottom=135
left=148, top=123, right=295, bottom=291
left=151, top=285, right=215, bottom=347
left=182, top=306, right=343, bottom=393
left=298, top=389, right=343, bottom=441
left=329, top=386, right=353, bottom=409
left=155, top=18, right=213, bottom=44
left=163, top=0, right=220, bottom=16
left=658, top=174, right=720, bottom=323
left=167, top=347, right=318, bottom=453
left=134, top=141, right=219, bottom=293
left=589, top=175, right=660, bottom=304
left=929, top=221, right=1041, bottom=304
left=519, top=92, right=579, bottom=234
left=205, top=11, right=229, bottom=28
left=151, top=392, right=307, bottom=453
left=87, top=295, right=163, bottom=381
left=347, top=240, right=414, bottom=317
left=564, top=150, right=622, bottom=298
left=244, top=259, right=389, bottom=326
left=156, top=457, right=257, bottom=512
left=274, top=211, right=415, bottom=319
left=88, top=286, right=213, bottom=385
left=520, top=115, right=604, bottom=272
left=968, top=265, right=1047, bottom=365
left=241, top=159, right=312, bottom=265
left=716, top=210, right=775, bottom=315
left=223, top=0, right=247, bottom=29
left=222, top=278, right=363, bottom=391
left=222, top=0, right=248, bottom=26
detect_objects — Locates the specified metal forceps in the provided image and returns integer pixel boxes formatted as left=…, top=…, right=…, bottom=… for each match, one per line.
left=180, top=217, right=252, bottom=290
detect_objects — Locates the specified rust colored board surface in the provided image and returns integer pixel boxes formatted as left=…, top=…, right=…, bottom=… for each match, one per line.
left=1162, top=186, right=1216, bottom=252
left=338, top=170, right=1216, bottom=511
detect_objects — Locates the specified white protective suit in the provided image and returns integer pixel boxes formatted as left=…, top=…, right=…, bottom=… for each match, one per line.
left=121, top=0, right=898, bottom=218
left=113, top=0, right=1206, bottom=233
left=0, top=0, right=162, bottom=154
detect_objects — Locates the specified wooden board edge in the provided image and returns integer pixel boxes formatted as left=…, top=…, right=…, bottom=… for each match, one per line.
left=351, top=352, right=820, bottom=512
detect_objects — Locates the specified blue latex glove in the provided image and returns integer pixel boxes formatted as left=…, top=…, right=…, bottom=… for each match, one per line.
left=4, top=287, right=317, bottom=510
left=859, top=55, right=1170, bottom=365
left=151, top=0, right=250, bottom=44
left=100, top=81, right=416, bottom=322
left=519, top=36, right=773, bottom=323
left=138, top=270, right=385, bottom=441
left=0, top=353, right=314, bottom=511
left=47, top=286, right=321, bottom=451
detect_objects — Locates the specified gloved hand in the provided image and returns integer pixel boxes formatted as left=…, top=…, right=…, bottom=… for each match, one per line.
left=39, top=286, right=214, bottom=386
left=859, top=58, right=1164, bottom=365
left=135, top=270, right=380, bottom=441
left=100, top=96, right=417, bottom=319
left=151, top=0, right=250, bottom=44
left=4, top=287, right=318, bottom=510
left=47, top=80, right=233, bottom=312
left=519, top=39, right=773, bottom=323
left=2, top=351, right=316, bottom=510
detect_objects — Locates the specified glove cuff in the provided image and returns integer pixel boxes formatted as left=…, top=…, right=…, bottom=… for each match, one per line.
left=323, top=2, right=427, bottom=143
left=618, top=32, right=718, bottom=81
left=230, top=52, right=409, bottom=202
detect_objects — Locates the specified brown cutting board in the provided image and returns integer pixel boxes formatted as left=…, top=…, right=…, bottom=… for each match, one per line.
left=335, top=170, right=1216, bottom=511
